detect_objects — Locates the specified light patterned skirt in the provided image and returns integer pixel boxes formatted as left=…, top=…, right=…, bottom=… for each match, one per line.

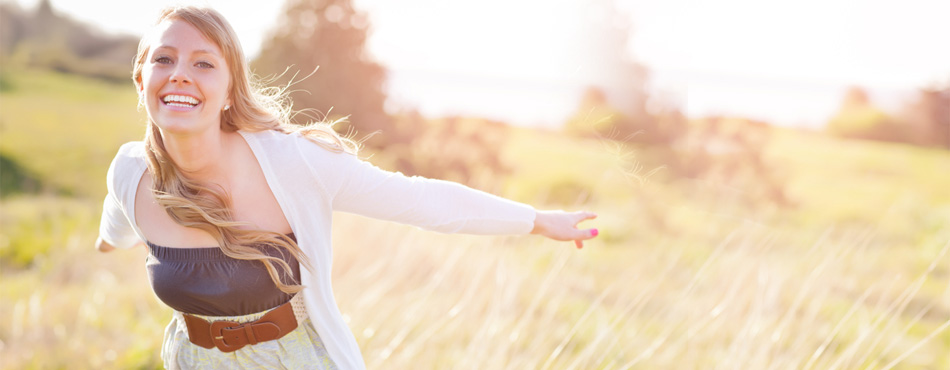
left=161, top=295, right=337, bottom=370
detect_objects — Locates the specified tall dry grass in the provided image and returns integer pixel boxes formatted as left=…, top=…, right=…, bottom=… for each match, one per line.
left=1, top=197, right=948, bottom=369
left=330, top=213, right=950, bottom=369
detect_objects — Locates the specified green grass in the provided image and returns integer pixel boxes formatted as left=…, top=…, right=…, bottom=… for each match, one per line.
left=0, top=68, right=948, bottom=369
left=0, top=67, right=144, bottom=198
left=0, top=196, right=100, bottom=268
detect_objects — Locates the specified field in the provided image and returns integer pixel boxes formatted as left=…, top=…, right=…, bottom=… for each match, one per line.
left=1, top=68, right=948, bottom=369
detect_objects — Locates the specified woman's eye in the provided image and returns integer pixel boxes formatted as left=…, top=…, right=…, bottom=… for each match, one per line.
left=155, top=56, right=172, bottom=64
left=196, top=61, right=214, bottom=69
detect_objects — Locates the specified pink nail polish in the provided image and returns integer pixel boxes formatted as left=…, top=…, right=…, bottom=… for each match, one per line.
left=591, top=229, right=599, bottom=237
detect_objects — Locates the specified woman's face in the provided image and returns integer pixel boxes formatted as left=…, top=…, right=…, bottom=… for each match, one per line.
left=139, top=19, right=231, bottom=135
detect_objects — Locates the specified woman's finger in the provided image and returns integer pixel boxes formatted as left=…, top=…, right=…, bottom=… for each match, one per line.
left=573, top=211, right=598, bottom=226
left=580, top=228, right=598, bottom=240
left=573, top=228, right=598, bottom=249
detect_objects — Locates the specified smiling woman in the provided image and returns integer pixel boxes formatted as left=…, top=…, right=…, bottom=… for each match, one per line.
left=96, top=5, right=598, bottom=370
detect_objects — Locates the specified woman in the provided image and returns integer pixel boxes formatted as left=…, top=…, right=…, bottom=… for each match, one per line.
left=97, top=6, right=597, bottom=370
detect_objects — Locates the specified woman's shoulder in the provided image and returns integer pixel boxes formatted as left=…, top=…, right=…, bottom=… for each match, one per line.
left=115, top=141, right=146, bottom=158
left=109, top=141, right=147, bottom=170
left=106, top=141, right=147, bottom=193
left=238, top=128, right=303, bottom=149
left=239, top=128, right=349, bottom=159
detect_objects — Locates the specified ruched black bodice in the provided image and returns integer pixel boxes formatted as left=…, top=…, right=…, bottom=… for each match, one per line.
left=146, top=234, right=301, bottom=316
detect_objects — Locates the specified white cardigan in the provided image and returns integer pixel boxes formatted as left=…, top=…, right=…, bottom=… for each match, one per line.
left=98, top=129, right=537, bottom=369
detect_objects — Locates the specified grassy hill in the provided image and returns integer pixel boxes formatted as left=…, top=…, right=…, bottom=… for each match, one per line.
left=0, top=67, right=143, bottom=198
left=1, top=68, right=948, bottom=369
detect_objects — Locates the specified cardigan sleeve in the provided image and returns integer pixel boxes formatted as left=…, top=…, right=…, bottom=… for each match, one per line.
left=99, top=193, right=139, bottom=249
left=97, top=143, right=145, bottom=249
left=295, top=136, right=536, bottom=235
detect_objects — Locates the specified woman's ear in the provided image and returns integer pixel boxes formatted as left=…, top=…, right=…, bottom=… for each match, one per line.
left=135, top=76, right=145, bottom=107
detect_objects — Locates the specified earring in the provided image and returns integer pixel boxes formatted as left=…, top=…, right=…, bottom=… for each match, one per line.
left=223, top=104, right=231, bottom=111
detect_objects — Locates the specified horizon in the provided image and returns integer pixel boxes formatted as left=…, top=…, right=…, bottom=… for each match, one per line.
left=6, top=0, right=949, bottom=129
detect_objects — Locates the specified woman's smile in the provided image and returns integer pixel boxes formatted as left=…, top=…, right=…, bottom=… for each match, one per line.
left=139, top=19, right=230, bottom=133
left=160, top=93, right=202, bottom=111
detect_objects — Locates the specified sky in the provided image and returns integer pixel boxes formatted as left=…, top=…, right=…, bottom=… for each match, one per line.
left=7, top=0, right=950, bottom=128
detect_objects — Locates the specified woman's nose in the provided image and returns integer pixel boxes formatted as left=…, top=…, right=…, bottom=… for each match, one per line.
left=169, top=66, right=191, bottom=84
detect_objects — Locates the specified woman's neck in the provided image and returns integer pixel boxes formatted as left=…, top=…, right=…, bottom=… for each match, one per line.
left=161, top=128, right=234, bottom=183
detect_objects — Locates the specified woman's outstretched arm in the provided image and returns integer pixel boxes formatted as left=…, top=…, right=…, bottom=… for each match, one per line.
left=296, top=135, right=600, bottom=246
left=531, top=210, right=598, bottom=249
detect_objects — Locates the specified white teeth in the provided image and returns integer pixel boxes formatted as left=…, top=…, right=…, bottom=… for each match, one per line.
left=162, top=94, right=199, bottom=105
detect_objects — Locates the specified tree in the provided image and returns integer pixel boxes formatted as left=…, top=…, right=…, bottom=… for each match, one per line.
left=899, top=85, right=950, bottom=149
left=573, top=0, right=652, bottom=131
left=253, top=0, right=391, bottom=147
left=0, top=0, right=137, bottom=82
left=826, top=86, right=900, bottom=143
left=564, top=0, right=680, bottom=145
left=0, top=3, right=28, bottom=57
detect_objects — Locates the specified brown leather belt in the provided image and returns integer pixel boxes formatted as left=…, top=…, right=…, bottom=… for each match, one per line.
left=182, top=300, right=298, bottom=353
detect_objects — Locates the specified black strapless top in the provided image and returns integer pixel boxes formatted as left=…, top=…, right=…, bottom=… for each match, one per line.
left=145, top=234, right=301, bottom=316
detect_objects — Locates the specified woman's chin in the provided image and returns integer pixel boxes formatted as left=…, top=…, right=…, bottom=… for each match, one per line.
left=151, top=118, right=217, bottom=137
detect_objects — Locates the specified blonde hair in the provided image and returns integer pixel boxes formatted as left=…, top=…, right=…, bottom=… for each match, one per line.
left=132, top=6, right=358, bottom=294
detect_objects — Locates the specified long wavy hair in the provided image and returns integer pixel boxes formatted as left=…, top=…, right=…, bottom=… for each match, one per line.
left=132, top=6, right=358, bottom=294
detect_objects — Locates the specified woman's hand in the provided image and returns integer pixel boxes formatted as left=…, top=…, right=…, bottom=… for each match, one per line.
left=95, top=237, right=117, bottom=253
left=531, top=210, right=598, bottom=249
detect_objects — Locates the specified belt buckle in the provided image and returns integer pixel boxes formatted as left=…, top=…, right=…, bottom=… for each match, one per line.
left=210, top=320, right=246, bottom=353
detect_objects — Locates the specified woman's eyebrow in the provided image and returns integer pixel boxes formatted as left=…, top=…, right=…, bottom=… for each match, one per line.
left=153, top=45, right=222, bottom=57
